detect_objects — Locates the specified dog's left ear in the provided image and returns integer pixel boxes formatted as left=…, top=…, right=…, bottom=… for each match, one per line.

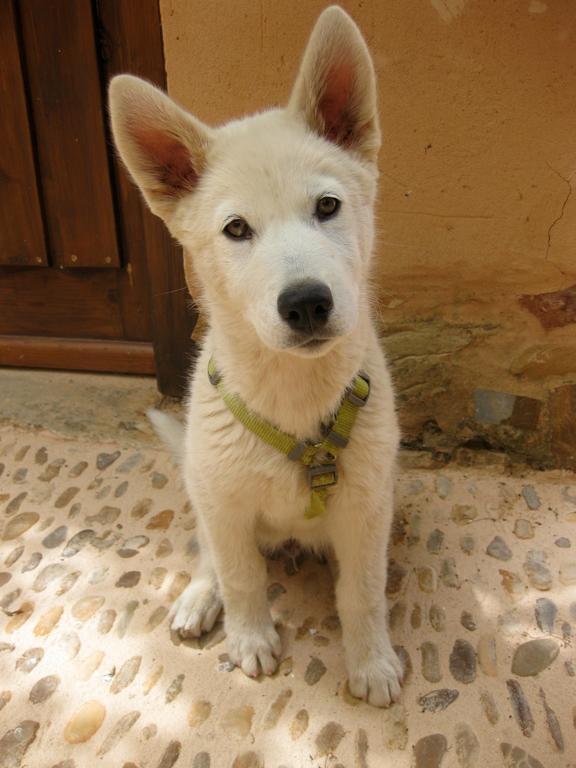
left=288, top=6, right=380, bottom=164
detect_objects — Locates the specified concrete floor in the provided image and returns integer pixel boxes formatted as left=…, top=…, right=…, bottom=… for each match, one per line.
left=0, top=369, right=575, bottom=768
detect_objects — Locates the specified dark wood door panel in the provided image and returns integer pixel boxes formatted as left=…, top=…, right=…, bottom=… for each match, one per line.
left=0, top=267, right=130, bottom=339
left=18, top=0, right=120, bottom=269
left=0, top=0, right=47, bottom=267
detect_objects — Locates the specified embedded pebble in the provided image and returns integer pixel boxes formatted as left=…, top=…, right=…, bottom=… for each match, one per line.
left=315, top=722, right=345, bottom=756
left=29, top=675, right=60, bottom=704
left=155, top=539, right=173, bottom=558
left=5, top=601, right=34, bottom=633
left=535, top=597, right=557, bottom=633
left=2, top=512, right=40, bottom=540
left=5, top=544, right=24, bottom=567
left=116, top=600, right=139, bottom=637
left=560, top=563, right=576, bottom=585
left=58, top=631, right=81, bottom=660
left=145, top=606, right=168, bottom=633
left=477, top=635, right=497, bottom=677
left=539, top=688, right=564, bottom=752
left=499, top=569, right=526, bottom=601
left=460, top=534, right=475, bottom=555
left=222, top=705, right=254, bottom=738
left=389, top=601, right=406, bottom=630
left=429, top=605, right=446, bottom=632
left=55, top=487, right=80, bottom=508
left=290, top=709, right=309, bottom=740
left=62, top=530, right=96, bottom=557
left=0, top=720, right=39, bottom=765
left=142, top=665, right=163, bottom=695
left=506, top=679, right=534, bottom=736
left=386, top=560, right=407, bottom=595
left=86, top=506, right=121, bottom=526
left=413, top=734, right=447, bottom=768
left=188, top=700, right=212, bottom=727
left=454, top=723, right=480, bottom=767
left=42, top=526, right=68, bottom=549
left=97, top=711, right=141, bottom=757
left=57, top=571, right=80, bottom=596
left=34, top=606, right=63, bottom=636
left=461, top=611, right=476, bottom=631
left=427, top=529, right=444, bottom=554
left=78, top=650, right=105, bottom=681
left=394, top=646, right=412, bottom=683
left=168, top=572, right=191, bottom=602
left=117, top=536, right=149, bottom=558
left=411, top=604, right=422, bottom=629
left=192, top=753, right=210, bottom=768
left=72, top=596, right=105, bottom=621
left=111, top=656, right=142, bottom=694
left=97, top=451, right=121, bottom=470
left=555, top=537, right=571, bottom=548
left=39, top=458, right=65, bottom=482
left=21, top=552, right=42, bottom=572
left=421, top=642, right=442, bottom=683
left=263, top=689, right=292, bottom=729
left=69, top=461, right=88, bottom=477
left=15, top=647, right=44, bottom=673
left=451, top=505, right=478, bottom=525
left=150, top=567, right=167, bottom=589
left=511, top=638, right=559, bottom=676
left=89, top=567, right=109, bottom=585
left=0, top=691, right=12, bottom=711
left=151, top=472, right=168, bottom=489
left=440, top=558, right=460, bottom=588
left=449, top=640, right=476, bottom=683
left=35, top=447, right=48, bottom=464
left=480, top=690, right=499, bottom=725
left=521, top=485, right=540, bottom=510
left=486, top=536, right=512, bottom=561
left=231, top=753, right=262, bottom=768
left=64, top=700, right=106, bottom=743
left=418, top=688, right=459, bottom=713
left=436, top=476, right=452, bottom=498
left=146, top=510, right=174, bottom=531
left=305, top=657, right=327, bottom=685
left=0, top=571, right=13, bottom=587
left=116, top=571, right=141, bottom=588
left=416, top=566, right=437, bottom=593
left=513, top=519, right=534, bottom=539
left=500, top=743, right=544, bottom=768
left=0, top=589, right=21, bottom=610
left=524, top=551, right=552, bottom=590
left=98, top=610, right=116, bottom=635
left=6, top=492, right=27, bottom=515
left=165, top=674, right=185, bottom=703
left=130, top=498, right=153, bottom=519
left=114, top=481, right=129, bottom=498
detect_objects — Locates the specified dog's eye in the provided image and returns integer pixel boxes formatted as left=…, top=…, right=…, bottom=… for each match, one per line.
left=223, top=218, right=253, bottom=240
left=316, top=196, right=340, bottom=221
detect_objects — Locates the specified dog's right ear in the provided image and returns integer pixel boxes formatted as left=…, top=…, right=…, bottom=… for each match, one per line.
left=108, top=75, right=211, bottom=219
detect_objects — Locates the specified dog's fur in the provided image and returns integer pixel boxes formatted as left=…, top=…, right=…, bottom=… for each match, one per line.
left=109, top=6, right=403, bottom=707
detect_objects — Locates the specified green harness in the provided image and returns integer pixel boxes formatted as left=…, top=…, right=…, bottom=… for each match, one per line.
left=208, top=358, right=370, bottom=519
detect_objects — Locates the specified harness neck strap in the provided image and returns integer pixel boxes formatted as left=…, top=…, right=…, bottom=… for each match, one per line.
left=207, top=357, right=370, bottom=519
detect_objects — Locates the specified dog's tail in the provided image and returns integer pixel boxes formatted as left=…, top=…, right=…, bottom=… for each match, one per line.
left=147, top=409, right=184, bottom=464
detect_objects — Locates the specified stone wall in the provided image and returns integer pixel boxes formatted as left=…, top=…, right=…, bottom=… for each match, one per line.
left=160, top=0, right=576, bottom=469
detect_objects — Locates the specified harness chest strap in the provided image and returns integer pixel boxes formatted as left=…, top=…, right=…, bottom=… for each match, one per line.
left=207, top=357, right=370, bottom=519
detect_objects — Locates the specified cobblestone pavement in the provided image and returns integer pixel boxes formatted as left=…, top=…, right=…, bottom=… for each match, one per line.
left=0, top=425, right=575, bottom=767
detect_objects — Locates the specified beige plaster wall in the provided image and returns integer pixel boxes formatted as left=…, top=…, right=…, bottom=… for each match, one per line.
left=159, top=0, right=576, bottom=468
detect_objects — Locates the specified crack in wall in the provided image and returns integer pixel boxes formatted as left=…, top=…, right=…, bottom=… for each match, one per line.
left=545, top=163, right=573, bottom=275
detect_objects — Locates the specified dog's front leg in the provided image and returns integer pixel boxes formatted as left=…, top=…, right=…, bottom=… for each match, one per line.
left=205, top=505, right=282, bottom=678
left=331, top=487, right=404, bottom=707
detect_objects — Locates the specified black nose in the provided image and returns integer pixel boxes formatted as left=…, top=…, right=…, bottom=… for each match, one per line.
left=277, top=282, right=333, bottom=333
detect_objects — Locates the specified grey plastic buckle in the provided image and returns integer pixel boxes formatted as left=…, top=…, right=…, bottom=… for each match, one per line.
left=308, top=464, right=338, bottom=489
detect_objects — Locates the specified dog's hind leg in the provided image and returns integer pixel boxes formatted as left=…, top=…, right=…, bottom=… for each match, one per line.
left=330, top=486, right=404, bottom=707
left=170, top=518, right=222, bottom=638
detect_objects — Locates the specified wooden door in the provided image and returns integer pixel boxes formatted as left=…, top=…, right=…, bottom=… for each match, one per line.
left=0, top=0, right=196, bottom=396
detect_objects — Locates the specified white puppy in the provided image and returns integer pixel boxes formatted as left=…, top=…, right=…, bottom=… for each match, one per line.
left=109, top=5, right=403, bottom=707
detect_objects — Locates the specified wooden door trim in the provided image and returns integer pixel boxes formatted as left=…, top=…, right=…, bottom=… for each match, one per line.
left=0, top=335, right=154, bottom=375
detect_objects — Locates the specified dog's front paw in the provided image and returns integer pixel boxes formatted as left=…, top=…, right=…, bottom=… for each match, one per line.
left=170, top=578, right=222, bottom=638
left=348, top=646, right=404, bottom=707
left=227, top=621, right=282, bottom=678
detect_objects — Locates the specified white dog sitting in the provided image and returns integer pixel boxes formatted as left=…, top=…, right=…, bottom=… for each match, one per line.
left=109, top=5, right=403, bottom=707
